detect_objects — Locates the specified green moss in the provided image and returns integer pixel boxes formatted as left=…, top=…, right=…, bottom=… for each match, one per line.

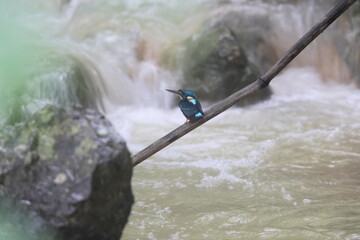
left=71, top=125, right=81, bottom=135
left=17, top=129, right=32, bottom=145
left=24, top=153, right=32, bottom=165
left=38, top=135, right=55, bottom=161
left=37, top=110, right=54, bottom=125
left=75, top=137, right=97, bottom=157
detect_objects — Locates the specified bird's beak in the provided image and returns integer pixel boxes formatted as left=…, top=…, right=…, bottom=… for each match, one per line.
left=165, top=89, right=179, bottom=95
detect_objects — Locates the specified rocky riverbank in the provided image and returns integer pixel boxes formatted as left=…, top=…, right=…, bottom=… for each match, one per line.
left=0, top=105, right=133, bottom=240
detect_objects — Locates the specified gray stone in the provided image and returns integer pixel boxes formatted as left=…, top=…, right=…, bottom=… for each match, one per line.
left=208, top=8, right=278, bottom=73
left=179, top=27, right=272, bottom=105
left=0, top=105, right=133, bottom=240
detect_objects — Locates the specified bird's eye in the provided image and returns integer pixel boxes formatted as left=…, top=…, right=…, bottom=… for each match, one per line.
left=187, top=96, right=194, bottom=100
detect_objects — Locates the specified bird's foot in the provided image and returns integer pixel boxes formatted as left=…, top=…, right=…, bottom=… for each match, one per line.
left=184, top=119, right=190, bottom=124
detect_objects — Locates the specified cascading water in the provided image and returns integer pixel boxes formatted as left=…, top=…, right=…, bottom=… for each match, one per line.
left=1, top=0, right=360, bottom=239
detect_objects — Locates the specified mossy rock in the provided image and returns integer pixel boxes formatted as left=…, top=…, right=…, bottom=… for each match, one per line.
left=0, top=105, right=133, bottom=240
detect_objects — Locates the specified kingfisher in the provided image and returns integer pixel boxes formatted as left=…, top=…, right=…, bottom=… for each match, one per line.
left=166, top=89, right=204, bottom=124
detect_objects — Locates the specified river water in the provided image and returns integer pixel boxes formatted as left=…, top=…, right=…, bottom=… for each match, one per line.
left=2, top=0, right=360, bottom=239
left=110, top=68, right=360, bottom=239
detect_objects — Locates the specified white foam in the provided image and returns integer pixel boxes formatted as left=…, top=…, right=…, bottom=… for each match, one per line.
left=108, top=67, right=360, bottom=188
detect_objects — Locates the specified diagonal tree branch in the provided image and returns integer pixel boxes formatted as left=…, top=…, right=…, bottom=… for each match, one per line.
left=132, top=0, right=358, bottom=167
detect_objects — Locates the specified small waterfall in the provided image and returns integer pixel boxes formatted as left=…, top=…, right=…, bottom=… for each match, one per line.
left=1, top=0, right=359, bottom=122
left=18, top=0, right=210, bottom=115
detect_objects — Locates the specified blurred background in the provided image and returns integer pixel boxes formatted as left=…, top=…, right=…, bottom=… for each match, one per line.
left=0, top=0, right=359, bottom=239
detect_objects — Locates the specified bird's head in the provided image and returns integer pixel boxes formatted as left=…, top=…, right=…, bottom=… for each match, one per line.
left=166, top=89, right=197, bottom=101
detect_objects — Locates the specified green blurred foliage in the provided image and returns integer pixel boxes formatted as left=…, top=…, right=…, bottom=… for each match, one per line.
left=0, top=0, right=42, bottom=124
left=0, top=200, right=50, bottom=240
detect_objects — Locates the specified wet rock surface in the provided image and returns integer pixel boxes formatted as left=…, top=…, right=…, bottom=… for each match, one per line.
left=0, top=105, right=133, bottom=240
left=208, top=7, right=278, bottom=74
left=180, top=27, right=272, bottom=105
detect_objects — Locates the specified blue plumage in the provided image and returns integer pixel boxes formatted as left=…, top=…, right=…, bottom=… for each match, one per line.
left=166, top=89, right=204, bottom=124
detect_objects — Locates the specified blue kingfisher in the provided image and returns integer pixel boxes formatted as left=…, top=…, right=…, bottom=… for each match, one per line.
left=166, top=89, right=204, bottom=124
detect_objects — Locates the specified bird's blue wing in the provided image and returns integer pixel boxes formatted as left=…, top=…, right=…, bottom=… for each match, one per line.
left=179, top=100, right=199, bottom=119
left=196, top=100, right=204, bottom=115
left=179, top=100, right=203, bottom=120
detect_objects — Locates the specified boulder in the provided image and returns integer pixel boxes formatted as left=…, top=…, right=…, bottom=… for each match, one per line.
left=208, top=7, right=278, bottom=73
left=0, top=105, right=133, bottom=240
left=180, top=27, right=272, bottom=105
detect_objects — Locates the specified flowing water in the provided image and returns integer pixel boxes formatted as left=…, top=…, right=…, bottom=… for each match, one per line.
left=112, top=68, right=360, bottom=239
left=1, top=0, right=360, bottom=239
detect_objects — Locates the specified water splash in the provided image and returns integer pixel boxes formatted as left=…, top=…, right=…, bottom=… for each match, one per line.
left=15, top=0, right=211, bottom=115
left=2, top=0, right=358, bottom=120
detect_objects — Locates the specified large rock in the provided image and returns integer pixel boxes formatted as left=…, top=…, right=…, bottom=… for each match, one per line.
left=179, top=27, right=272, bottom=105
left=0, top=105, right=133, bottom=240
left=208, top=7, right=278, bottom=73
